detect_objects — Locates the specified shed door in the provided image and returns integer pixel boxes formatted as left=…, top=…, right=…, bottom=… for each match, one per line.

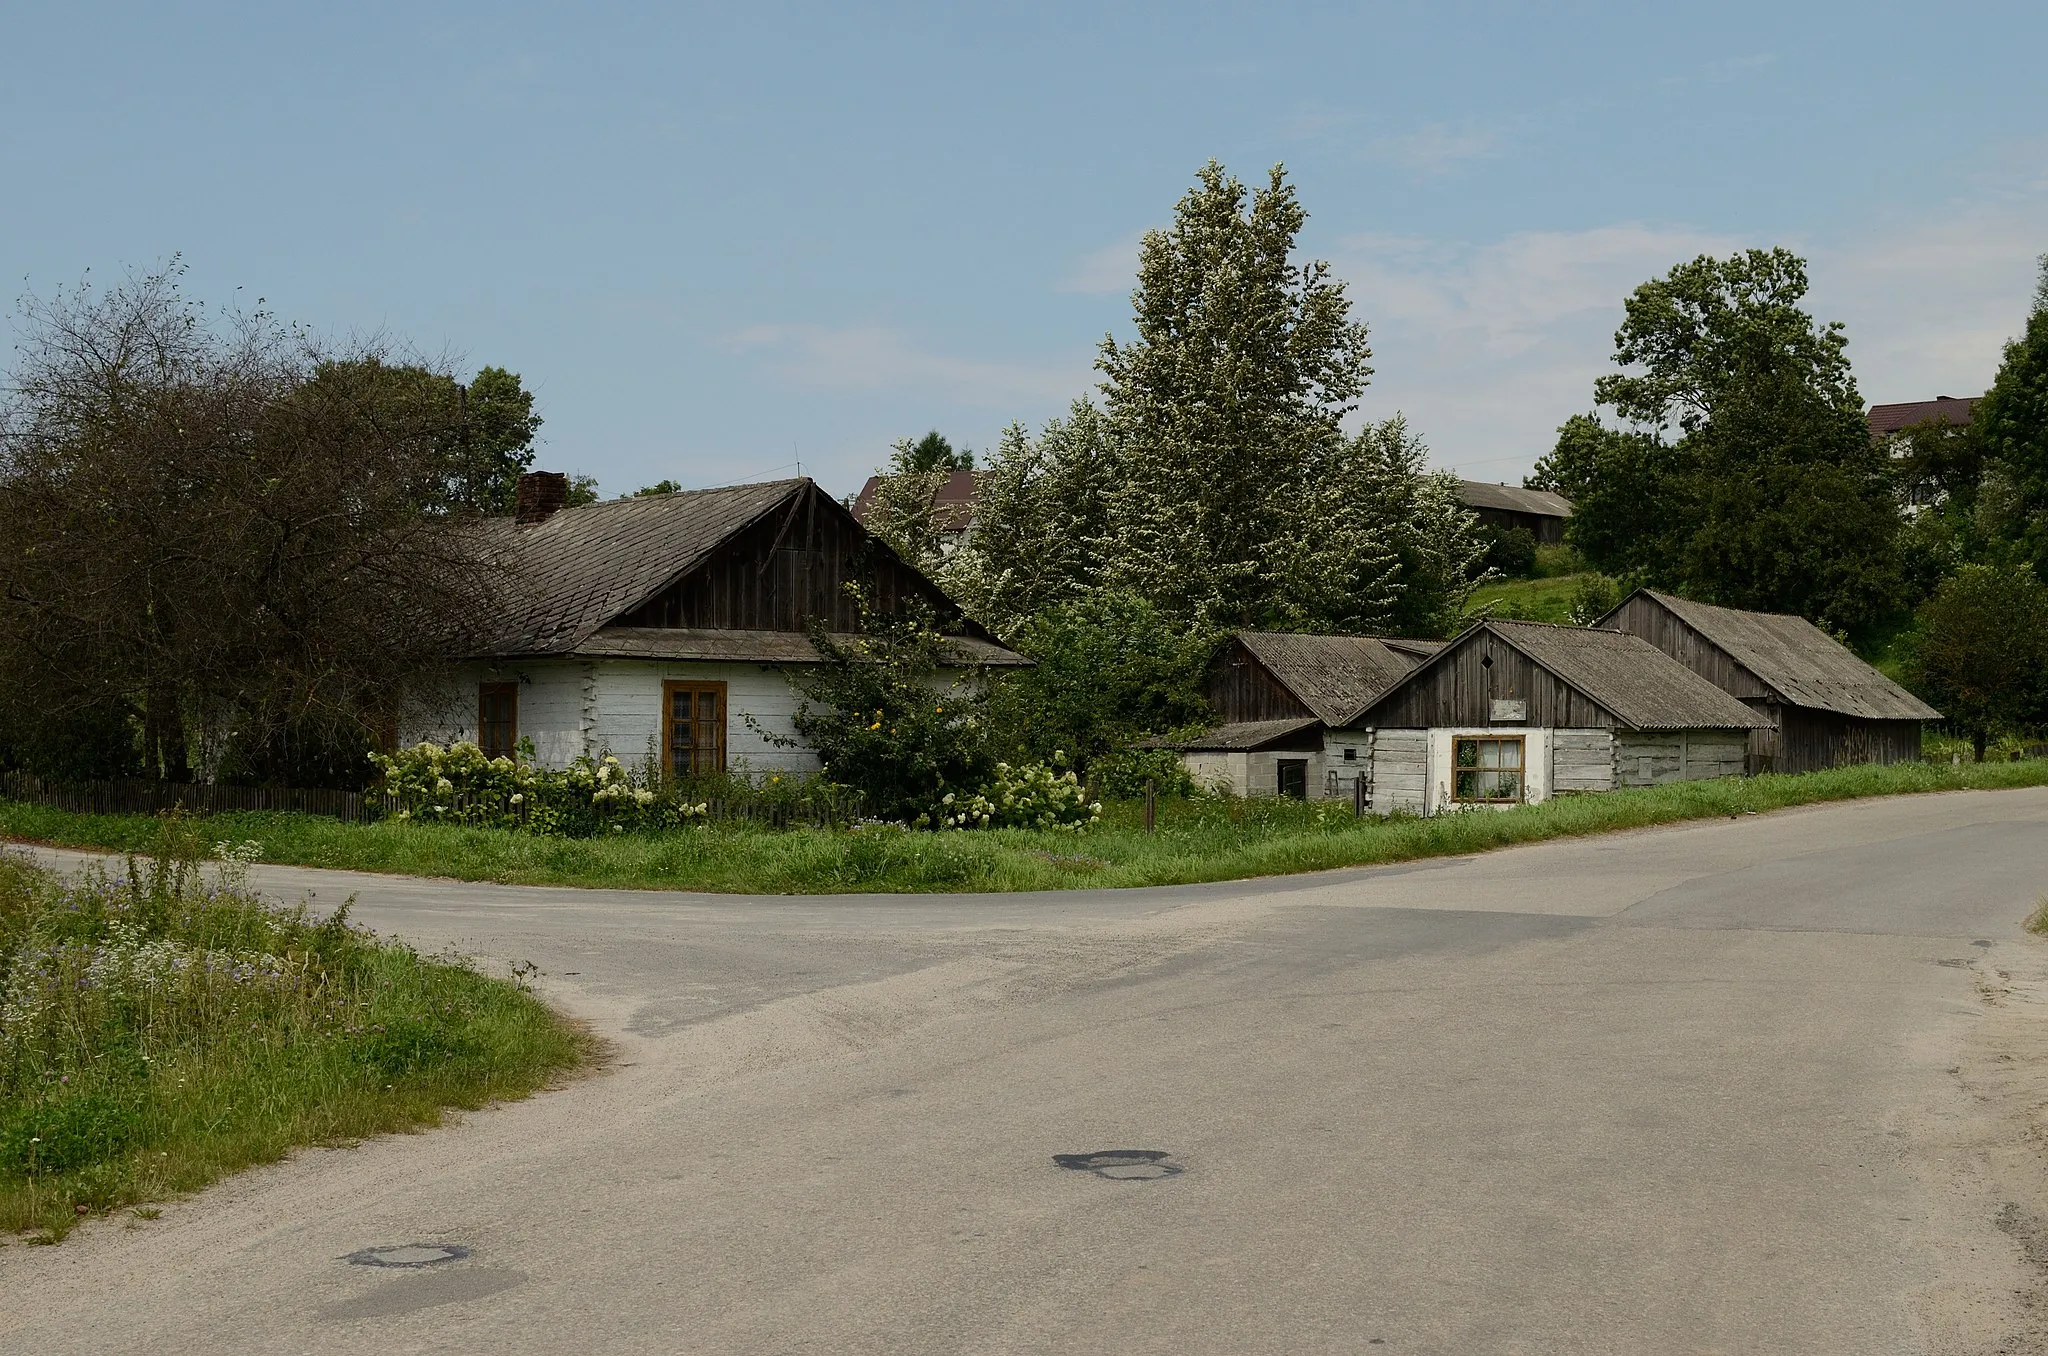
left=663, top=681, right=727, bottom=777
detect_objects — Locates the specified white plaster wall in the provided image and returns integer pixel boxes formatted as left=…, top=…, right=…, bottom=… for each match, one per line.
left=401, top=660, right=821, bottom=774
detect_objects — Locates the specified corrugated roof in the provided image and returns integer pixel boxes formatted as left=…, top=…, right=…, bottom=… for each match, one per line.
left=1868, top=396, right=1978, bottom=437
left=1458, top=481, right=1574, bottom=518
left=573, top=627, right=1030, bottom=667
left=1627, top=591, right=1941, bottom=721
left=1163, top=718, right=1326, bottom=752
left=1483, top=620, right=1774, bottom=731
left=477, top=479, right=804, bottom=656
left=1234, top=631, right=1436, bottom=726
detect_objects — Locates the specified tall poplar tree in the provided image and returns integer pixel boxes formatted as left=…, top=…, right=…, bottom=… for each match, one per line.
left=1097, top=162, right=1377, bottom=626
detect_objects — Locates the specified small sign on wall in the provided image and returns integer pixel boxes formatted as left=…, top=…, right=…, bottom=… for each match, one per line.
left=1489, top=698, right=1528, bottom=723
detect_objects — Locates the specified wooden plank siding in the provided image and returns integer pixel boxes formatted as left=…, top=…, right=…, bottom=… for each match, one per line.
left=613, top=484, right=960, bottom=634
left=1776, top=710, right=1922, bottom=773
left=1363, top=633, right=1619, bottom=730
left=1551, top=729, right=1615, bottom=793
left=1207, top=642, right=1317, bottom=723
left=1601, top=594, right=1773, bottom=699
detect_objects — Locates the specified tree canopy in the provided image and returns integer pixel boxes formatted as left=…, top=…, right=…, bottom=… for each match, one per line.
left=1531, top=248, right=1902, bottom=637
left=0, top=265, right=505, bottom=785
left=1974, top=257, right=2048, bottom=571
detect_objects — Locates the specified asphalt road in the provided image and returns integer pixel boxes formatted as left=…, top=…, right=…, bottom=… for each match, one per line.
left=9, top=789, right=2048, bottom=1354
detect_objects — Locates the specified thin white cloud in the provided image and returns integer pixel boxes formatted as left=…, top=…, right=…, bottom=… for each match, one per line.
left=1332, top=198, right=2048, bottom=482
left=1061, top=234, right=1141, bottom=295
left=1369, top=121, right=1501, bottom=174
left=725, top=323, right=1086, bottom=406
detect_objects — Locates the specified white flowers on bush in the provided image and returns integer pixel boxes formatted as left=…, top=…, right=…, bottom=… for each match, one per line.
left=940, top=758, right=1099, bottom=831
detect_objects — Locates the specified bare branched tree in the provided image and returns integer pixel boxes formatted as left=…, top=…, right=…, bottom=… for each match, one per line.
left=0, top=263, right=505, bottom=785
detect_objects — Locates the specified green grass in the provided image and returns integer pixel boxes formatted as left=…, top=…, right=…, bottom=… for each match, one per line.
left=5, top=760, right=2047, bottom=898
left=0, top=823, right=589, bottom=1243
left=1464, top=572, right=1606, bottom=624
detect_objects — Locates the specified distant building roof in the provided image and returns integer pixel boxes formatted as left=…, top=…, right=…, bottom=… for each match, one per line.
left=1231, top=631, right=1445, bottom=726
left=1458, top=481, right=1574, bottom=519
left=849, top=469, right=982, bottom=532
left=1604, top=590, right=1940, bottom=722
left=1868, top=396, right=1979, bottom=438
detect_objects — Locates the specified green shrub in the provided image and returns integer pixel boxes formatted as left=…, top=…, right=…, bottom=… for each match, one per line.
left=939, top=757, right=1100, bottom=830
left=373, top=741, right=709, bottom=835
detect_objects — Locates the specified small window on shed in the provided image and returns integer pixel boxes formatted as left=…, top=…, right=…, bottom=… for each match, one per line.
left=1343, top=747, right=1358, bottom=762
left=1277, top=759, right=1308, bottom=800
left=1453, top=736, right=1524, bottom=804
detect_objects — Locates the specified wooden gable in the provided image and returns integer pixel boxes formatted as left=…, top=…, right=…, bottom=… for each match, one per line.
left=1206, top=638, right=1316, bottom=724
left=1358, top=628, right=1622, bottom=730
left=612, top=482, right=975, bottom=635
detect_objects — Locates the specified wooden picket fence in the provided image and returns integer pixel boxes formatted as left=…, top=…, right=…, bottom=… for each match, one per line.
left=0, top=770, right=384, bottom=823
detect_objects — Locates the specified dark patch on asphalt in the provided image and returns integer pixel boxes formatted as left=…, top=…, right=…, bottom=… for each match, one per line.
left=342, top=1243, right=472, bottom=1268
left=1998, top=1204, right=2048, bottom=1268
left=1054, top=1149, right=1183, bottom=1180
left=317, top=1268, right=527, bottom=1322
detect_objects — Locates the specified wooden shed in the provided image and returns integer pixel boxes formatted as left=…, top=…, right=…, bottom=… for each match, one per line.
left=1342, top=620, right=1772, bottom=816
left=1596, top=590, right=1940, bottom=773
left=1186, top=632, right=1443, bottom=798
left=1457, top=481, right=1574, bottom=545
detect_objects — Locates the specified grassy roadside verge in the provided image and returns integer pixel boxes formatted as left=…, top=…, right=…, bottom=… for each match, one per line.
left=1, top=823, right=590, bottom=1243
left=5, top=760, right=2047, bottom=896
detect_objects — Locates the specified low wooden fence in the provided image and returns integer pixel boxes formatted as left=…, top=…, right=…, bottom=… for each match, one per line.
left=0, top=770, right=864, bottom=831
left=1, top=771, right=382, bottom=822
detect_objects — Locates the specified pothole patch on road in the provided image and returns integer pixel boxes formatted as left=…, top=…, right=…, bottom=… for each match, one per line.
left=1053, top=1149, right=1183, bottom=1181
left=342, top=1243, right=473, bottom=1268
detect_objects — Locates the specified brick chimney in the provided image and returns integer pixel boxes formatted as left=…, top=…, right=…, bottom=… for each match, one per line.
left=513, top=471, right=569, bottom=525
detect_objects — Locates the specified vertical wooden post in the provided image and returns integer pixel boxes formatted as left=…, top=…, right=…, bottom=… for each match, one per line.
left=1143, top=779, right=1157, bottom=833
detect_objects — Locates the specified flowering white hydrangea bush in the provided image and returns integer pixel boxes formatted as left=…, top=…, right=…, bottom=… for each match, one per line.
left=937, top=756, right=1100, bottom=831
left=371, top=743, right=707, bottom=836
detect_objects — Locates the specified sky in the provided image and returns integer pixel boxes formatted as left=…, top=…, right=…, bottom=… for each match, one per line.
left=4, top=2, right=2046, bottom=498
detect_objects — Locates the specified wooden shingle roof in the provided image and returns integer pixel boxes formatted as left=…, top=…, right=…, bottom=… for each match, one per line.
left=1616, top=591, right=1940, bottom=721
left=1233, top=631, right=1443, bottom=726
left=478, top=479, right=805, bottom=657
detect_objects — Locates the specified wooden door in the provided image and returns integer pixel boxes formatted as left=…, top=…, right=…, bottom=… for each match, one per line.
left=662, top=681, right=727, bottom=777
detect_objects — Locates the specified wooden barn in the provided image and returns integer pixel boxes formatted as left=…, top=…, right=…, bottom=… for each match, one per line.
left=1457, top=481, right=1574, bottom=545
left=1596, top=589, right=1940, bottom=773
left=1342, top=620, right=1771, bottom=815
left=1178, top=632, right=1442, bottom=798
left=407, top=473, right=1024, bottom=775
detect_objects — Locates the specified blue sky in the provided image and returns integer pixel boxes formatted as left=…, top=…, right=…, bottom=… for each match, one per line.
left=5, top=2, right=2046, bottom=496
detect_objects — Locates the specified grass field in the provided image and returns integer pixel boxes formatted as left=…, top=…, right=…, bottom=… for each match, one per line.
left=0, top=822, right=589, bottom=1242
left=5, top=760, right=2046, bottom=898
left=1464, top=572, right=1606, bottom=625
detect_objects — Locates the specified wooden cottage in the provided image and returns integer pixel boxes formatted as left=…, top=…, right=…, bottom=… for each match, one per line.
left=1341, top=620, right=1772, bottom=815
left=1596, top=590, right=1939, bottom=773
left=408, top=473, right=1025, bottom=774
left=1179, top=632, right=1442, bottom=798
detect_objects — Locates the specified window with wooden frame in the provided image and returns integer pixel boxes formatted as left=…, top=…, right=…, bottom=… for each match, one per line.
left=478, top=682, right=518, bottom=759
left=662, top=681, right=727, bottom=778
left=1452, top=735, right=1524, bottom=804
